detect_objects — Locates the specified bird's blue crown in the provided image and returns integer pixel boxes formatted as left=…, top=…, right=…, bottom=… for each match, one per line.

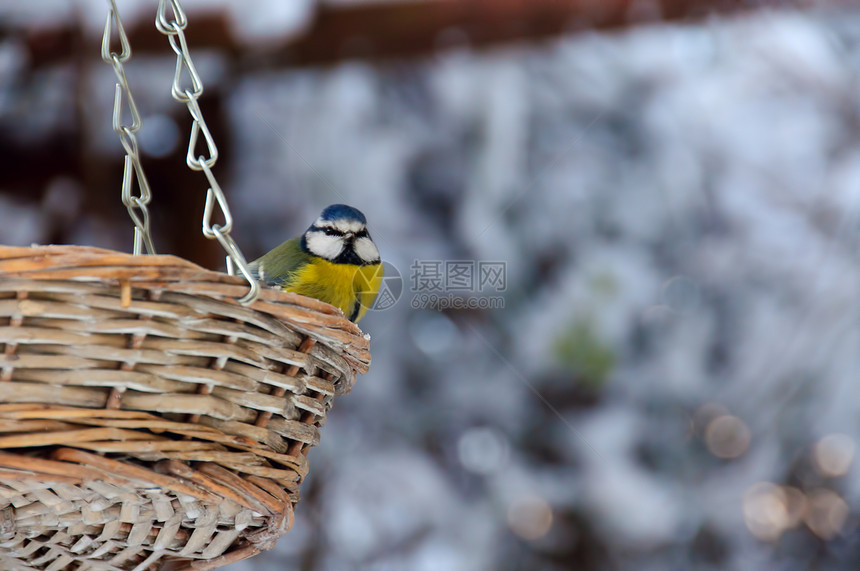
left=319, top=204, right=367, bottom=225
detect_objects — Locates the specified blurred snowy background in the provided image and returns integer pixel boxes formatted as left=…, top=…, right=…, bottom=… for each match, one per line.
left=3, top=0, right=860, bottom=569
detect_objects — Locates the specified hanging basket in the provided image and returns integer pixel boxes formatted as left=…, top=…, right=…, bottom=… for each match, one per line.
left=0, top=244, right=371, bottom=570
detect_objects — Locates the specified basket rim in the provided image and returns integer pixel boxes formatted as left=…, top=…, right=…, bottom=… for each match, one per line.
left=0, top=244, right=370, bottom=374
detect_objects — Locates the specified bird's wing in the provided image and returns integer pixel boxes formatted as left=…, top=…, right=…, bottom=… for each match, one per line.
left=248, top=237, right=310, bottom=287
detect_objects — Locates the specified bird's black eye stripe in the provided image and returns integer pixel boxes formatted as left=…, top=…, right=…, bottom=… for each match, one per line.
left=356, top=229, right=369, bottom=238
left=321, top=227, right=344, bottom=237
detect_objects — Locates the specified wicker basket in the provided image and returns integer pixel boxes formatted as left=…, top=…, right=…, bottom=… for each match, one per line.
left=0, top=245, right=371, bottom=570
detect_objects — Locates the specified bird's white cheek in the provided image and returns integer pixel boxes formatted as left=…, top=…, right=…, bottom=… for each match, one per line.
left=306, top=233, right=344, bottom=259
left=354, top=237, right=380, bottom=264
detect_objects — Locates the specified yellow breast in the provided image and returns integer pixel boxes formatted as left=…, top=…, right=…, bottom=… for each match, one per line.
left=285, top=259, right=383, bottom=323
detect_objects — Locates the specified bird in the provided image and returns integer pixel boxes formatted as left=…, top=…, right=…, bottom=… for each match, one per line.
left=248, top=204, right=383, bottom=323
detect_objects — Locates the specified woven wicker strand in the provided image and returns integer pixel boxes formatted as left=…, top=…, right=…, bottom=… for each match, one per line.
left=0, top=245, right=371, bottom=570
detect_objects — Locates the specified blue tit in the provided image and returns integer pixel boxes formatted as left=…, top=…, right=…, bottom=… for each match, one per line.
left=249, top=204, right=383, bottom=323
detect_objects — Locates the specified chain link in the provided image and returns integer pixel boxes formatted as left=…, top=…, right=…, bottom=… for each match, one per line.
left=102, top=0, right=156, bottom=255
left=184, top=96, right=218, bottom=170
left=155, top=0, right=187, bottom=34
left=155, top=0, right=259, bottom=306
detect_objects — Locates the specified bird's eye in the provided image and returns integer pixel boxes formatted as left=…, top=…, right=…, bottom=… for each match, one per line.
left=356, top=229, right=368, bottom=238
left=323, top=228, right=337, bottom=236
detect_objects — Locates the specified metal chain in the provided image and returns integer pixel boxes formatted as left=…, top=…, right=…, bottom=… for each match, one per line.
left=102, top=0, right=156, bottom=255
left=155, top=0, right=260, bottom=306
